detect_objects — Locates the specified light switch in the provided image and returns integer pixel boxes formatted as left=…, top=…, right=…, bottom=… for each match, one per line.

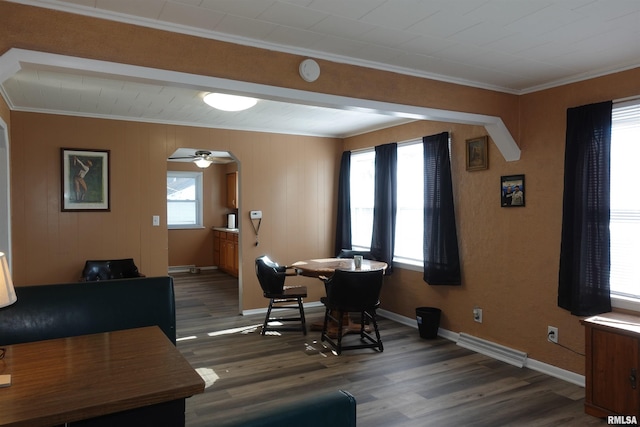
left=152, top=215, right=160, bottom=226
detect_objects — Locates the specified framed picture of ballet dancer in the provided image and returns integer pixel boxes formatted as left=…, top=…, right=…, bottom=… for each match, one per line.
left=61, top=148, right=110, bottom=211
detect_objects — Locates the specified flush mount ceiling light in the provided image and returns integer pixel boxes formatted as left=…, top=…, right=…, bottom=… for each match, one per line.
left=203, top=93, right=257, bottom=111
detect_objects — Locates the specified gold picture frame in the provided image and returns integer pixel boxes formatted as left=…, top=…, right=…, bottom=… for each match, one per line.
left=465, top=136, right=488, bottom=171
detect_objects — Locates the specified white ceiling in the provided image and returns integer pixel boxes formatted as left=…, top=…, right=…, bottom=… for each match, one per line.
left=2, top=0, right=640, bottom=138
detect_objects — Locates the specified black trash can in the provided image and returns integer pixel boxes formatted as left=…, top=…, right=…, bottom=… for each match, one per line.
left=416, top=307, right=441, bottom=339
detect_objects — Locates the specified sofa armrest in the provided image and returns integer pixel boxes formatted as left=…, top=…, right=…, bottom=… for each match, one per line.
left=220, top=390, right=356, bottom=427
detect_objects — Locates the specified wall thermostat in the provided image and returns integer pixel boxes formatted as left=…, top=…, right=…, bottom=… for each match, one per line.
left=250, top=210, right=262, bottom=220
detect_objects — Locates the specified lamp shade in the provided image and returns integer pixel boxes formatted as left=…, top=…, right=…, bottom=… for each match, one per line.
left=194, top=157, right=212, bottom=168
left=0, top=252, right=16, bottom=308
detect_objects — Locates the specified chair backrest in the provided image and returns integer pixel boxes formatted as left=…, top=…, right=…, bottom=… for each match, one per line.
left=81, top=258, right=141, bottom=281
left=255, top=255, right=286, bottom=296
left=325, top=268, right=384, bottom=310
left=336, top=249, right=376, bottom=261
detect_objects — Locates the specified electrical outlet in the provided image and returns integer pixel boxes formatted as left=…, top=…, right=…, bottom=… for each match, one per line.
left=548, top=326, right=558, bottom=343
left=473, top=307, right=482, bottom=323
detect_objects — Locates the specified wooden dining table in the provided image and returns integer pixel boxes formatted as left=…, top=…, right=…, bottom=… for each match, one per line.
left=291, top=258, right=387, bottom=335
left=291, top=257, right=387, bottom=278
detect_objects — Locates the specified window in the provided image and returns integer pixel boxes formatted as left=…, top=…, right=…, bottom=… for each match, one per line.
left=610, top=100, right=640, bottom=299
left=350, top=141, right=424, bottom=264
left=167, top=171, right=203, bottom=228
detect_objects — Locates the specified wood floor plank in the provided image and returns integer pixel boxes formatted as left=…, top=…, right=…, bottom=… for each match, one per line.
left=173, top=270, right=607, bottom=427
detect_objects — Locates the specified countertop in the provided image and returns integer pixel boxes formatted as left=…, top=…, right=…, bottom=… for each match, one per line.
left=212, top=227, right=239, bottom=233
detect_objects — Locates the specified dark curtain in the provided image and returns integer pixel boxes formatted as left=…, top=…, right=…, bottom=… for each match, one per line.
left=558, top=101, right=612, bottom=316
left=334, top=151, right=352, bottom=255
left=370, top=143, right=397, bottom=272
left=423, top=132, right=461, bottom=285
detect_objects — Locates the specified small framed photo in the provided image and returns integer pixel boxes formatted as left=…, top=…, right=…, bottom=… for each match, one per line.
left=61, top=148, right=110, bottom=211
left=465, top=136, right=488, bottom=171
left=501, top=174, right=525, bottom=207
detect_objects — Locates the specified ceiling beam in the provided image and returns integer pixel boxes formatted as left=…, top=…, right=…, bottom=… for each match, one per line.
left=0, top=49, right=520, bottom=161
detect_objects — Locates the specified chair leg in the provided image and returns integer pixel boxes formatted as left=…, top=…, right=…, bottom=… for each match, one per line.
left=262, top=299, right=274, bottom=335
left=336, top=310, right=344, bottom=355
left=320, top=308, right=330, bottom=342
left=369, top=309, right=383, bottom=352
left=297, top=297, right=307, bottom=335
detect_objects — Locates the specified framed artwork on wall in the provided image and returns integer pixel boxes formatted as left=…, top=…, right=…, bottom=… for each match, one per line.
left=61, top=148, right=110, bottom=211
left=465, top=135, right=488, bottom=171
left=501, top=174, right=525, bottom=207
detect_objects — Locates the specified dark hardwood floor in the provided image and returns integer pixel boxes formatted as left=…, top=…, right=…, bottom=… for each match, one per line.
left=173, top=270, right=606, bottom=427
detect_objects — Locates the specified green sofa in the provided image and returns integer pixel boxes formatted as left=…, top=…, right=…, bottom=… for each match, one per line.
left=221, top=390, right=357, bottom=427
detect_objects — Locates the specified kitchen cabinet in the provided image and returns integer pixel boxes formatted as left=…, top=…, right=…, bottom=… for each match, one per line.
left=213, top=229, right=238, bottom=277
left=582, top=313, right=640, bottom=419
left=226, top=172, right=238, bottom=209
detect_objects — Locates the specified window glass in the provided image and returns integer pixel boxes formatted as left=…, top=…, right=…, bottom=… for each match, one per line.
left=610, top=101, right=640, bottom=298
left=350, top=151, right=375, bottom=249
left=167, top=171, right=203, bottom=228
left=395, top=143, right=424, bottom=263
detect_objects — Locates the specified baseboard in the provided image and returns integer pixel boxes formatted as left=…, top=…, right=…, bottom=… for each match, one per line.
left=457, top=332, right=528, bottom=368
left=524, top=358, right=585, bottom=387
left=377, top=309, right=585, bottom=387
left=168, top=265, right=218, bottom=273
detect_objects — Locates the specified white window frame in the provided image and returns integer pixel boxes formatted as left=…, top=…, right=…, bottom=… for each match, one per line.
left=167, top=171, right=204, bottom=229
left=610, top=98, right=640, bottom=311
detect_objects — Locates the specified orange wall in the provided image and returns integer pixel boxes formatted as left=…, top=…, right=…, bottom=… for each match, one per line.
left=0, top=93, right=9, bottom=126
left=3, top=1, right=640, bottom=376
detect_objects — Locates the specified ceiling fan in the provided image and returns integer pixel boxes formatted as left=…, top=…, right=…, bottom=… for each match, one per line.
left=168, top=150, right=231, bottom=168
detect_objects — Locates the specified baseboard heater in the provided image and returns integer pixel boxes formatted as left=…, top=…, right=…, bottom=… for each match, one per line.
left=456, top=333, right=528, bottom=368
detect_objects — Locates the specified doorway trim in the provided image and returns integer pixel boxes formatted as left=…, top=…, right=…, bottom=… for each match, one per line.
left=0, top=116, right=11, bottom=271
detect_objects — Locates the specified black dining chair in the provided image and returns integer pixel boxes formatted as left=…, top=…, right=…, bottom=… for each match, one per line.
left=336, top=249, right=376, bottom=260
left=320, top=268, right=384, bottom=354
left=255, top=255, right=307, bottom=336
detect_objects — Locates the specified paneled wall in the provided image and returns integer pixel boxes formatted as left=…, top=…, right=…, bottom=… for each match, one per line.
left=9, top=112, right=340, bottom=309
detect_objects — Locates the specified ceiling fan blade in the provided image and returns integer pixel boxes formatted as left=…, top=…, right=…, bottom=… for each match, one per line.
left=168, top=156, right=196, bottom=160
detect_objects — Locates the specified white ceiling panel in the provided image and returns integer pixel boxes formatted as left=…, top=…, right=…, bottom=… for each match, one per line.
left=95, top=0, right=165, bottom=19
left=199, top=0, right=277, bottom=19
left=357, top=0, right=438, bottom=30
left=159, top=2, right=225, bottom=30
left=258, top=2, right=329, bottom=29
left=2, top=0, right=640, bottom=139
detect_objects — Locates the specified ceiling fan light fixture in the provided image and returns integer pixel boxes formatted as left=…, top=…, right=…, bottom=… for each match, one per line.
left=203, top=93, right=257, bottom=111
left=194, top=157, right=212, bottom=168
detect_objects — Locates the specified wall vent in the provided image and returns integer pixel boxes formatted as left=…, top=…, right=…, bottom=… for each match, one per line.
left=456, top=333, right=528, bottom=368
